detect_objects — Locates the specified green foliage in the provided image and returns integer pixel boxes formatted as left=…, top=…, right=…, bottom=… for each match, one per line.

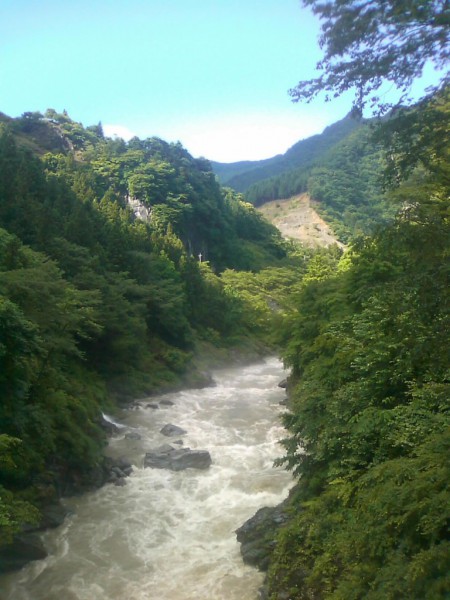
left=0, top=232, right=110, bottom=549
left=375, top=85, right=450, bottom=188
left=0, top=484, right=40, bottom=546
left=213, top=115, right=361, bottom=191
left=290, top=1, right=449, bottom=113
left=0, top=112, right=291, bottom=544
left=269, top=203, right=450, bottom=598
left=220, top=268, right=287, bottom=344
left=267, top=14, right=450, bottom=596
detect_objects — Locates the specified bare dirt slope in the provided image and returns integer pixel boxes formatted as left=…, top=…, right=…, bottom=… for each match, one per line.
left=257, top=193, right=343, bottom=248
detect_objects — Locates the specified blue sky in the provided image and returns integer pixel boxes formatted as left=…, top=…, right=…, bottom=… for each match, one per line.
left=0, top=0, right=441, bottom=162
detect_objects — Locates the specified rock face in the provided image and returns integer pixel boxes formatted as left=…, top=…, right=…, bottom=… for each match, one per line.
left=144, top=445, right=212, bottom=471
left=127, top=195, right=151, bottom=221
left=37, top=503, right=70, bottom=529
left=236, top=501, right=289, bottom=571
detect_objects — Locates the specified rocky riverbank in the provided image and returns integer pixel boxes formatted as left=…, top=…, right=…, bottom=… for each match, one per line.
left=235, top=373, right=293, bottom=599
left=0, top=409, right=215, bottom=573
left=1, top=350, right=285, bottom=577
left=236, top=486, right=298, bottom=600
left=0, top=450, right=133, bottom=573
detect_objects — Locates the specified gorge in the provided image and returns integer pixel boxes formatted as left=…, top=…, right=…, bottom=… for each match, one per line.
left=1, top=81, right=448, bottom=598
left=0, top=358, right=292, bottom=600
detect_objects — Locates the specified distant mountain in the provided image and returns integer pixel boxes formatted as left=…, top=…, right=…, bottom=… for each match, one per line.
left=211, top=114, right=397, bottom=243
left=211, top=114, right=362, bottom=191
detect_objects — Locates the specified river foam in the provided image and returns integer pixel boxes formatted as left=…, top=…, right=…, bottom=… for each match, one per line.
left=0, top=357, right=292, bottom=600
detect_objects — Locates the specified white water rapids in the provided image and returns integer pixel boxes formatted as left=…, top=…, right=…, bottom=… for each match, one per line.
left=0, top=357, right=293, bottom=600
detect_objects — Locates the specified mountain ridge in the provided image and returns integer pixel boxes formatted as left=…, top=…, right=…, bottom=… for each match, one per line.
left=211, top=114, right=363, bottom=191
left=211, top=113, right=398, bottom=243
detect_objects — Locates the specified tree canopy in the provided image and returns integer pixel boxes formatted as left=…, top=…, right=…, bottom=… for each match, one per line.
left=290, top=0, right=450, bottom=113
left=260, top=3, right=450, bottom=598
left=0, top=113, right=294, bottom=548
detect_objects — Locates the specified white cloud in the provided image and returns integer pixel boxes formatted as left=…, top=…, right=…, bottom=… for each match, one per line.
left=102, top=104, right=348, bottom=162
left=103, top=124, right=137, bottom=141
left=175, top=112, right=328, bottom=163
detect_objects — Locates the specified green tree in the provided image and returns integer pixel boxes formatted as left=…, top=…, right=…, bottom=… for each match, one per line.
left=0, top=109, right=298, bottom=551
left=265, top=4, right=450, bottom=598
left=290, top=0, right=449, bottom=113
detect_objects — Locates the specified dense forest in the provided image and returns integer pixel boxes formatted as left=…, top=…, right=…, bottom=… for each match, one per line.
left=212, top=116, right=398, bottom=242
left=271, top=175, right=450, bottom=597
left=1, top=1, right=449, bottom=596
left=262, top=0, right=450, bottom=596
left=0, top=109, right=308, bottom=549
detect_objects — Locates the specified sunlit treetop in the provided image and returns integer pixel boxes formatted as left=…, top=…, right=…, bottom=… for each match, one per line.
left=290, top=0, right=450, bottom=113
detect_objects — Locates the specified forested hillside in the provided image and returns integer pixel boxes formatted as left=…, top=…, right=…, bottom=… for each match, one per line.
left=259, top=0, right=450, bottom=596
left=212, top=115, right=399, bottom=242
left=271, top=188, right=450, bottom=598
left=0, top=110, right=294, bottom=546
left=212, top=115, right=360, bottom=191
left=250, top=124, right=398, bottom=242
left=1, top=1, right=448, bottom=593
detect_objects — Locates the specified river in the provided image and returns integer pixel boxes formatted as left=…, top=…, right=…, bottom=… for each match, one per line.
left=0, top=357, right=293, bottom=600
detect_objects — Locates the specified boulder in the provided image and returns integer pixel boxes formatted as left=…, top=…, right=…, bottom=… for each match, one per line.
left=114, top=477, right=127, bottom=486
left=160, top=399, right=175, bottom=406
left=104, top=456, right=133, bottom=483
left=0, top=533, right=47, bottom=573
left=236, top=501, right=289, bottom=571
left=277, top=379, right=288, bottom=389
left=125, top=432, right=142, bottom=440
left=144, top=445, right=212, bottom=471
left=160, top=423, right=187, bottom=437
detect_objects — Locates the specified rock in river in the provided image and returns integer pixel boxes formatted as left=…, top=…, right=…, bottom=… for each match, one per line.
left=144, top=445, right=212, bottom=471
left=160, top=423, right=187, bottom=437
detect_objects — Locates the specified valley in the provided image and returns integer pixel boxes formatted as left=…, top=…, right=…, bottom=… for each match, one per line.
left=0, top=81, right=448, bottom=599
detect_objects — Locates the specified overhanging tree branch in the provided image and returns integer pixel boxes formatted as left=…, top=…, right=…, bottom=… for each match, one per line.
left=291, top=0, right=450, bottom=113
